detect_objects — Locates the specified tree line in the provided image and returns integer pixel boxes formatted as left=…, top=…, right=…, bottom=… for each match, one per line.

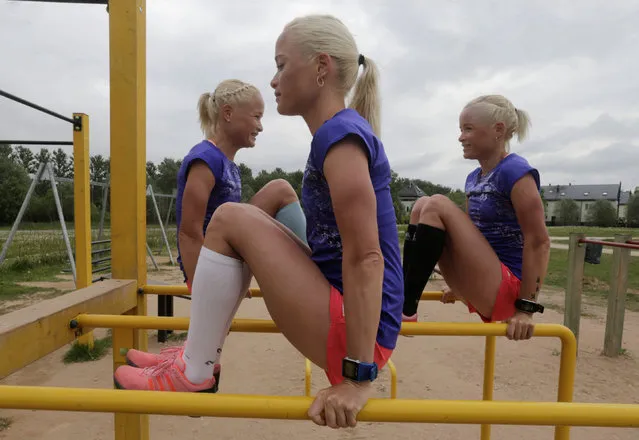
left=4, top=143, right=635, bottom=228
left=0, top=144, right=465, bottom=226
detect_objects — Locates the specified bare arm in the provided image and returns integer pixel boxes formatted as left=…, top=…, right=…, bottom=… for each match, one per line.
left=324, top=137, right=383, bottom=370
left=178, top=161, right=215, bottom=283
left=511, top=174, right=551, bottom=303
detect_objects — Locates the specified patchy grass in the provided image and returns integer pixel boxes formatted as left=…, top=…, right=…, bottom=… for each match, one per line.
left=63, top=333, right=112, bottom=364
left=166, top=331, right=188, bottom=342
left=0, top=254, right=67, bottom=301
left=0, top=416, right=13, bottom=431
left=547, top=226, right=639, bottom=238
left=544, top=248, right=639, bottom=311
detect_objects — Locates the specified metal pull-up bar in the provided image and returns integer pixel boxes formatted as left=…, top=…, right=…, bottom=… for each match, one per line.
left=0, top=385, right=638, bottom=428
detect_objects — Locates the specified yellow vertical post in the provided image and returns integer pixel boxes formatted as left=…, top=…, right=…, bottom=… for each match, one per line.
left=109, top=0, right=148, bottom=439
left=73, top=113, right=94, bottom=349
left=480, top=335, right=496, bottom=440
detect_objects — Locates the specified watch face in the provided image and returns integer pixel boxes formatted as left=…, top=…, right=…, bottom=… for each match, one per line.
left=343, top=360, right=357, bottom=378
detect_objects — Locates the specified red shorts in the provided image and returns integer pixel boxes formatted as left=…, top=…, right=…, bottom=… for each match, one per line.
left=325, top=286, right=394, bottom=386
left=467, top=263, right=521, bottom=323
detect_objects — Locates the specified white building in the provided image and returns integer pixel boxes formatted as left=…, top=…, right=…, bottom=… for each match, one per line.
left=542, top=183, right=632, bottom=225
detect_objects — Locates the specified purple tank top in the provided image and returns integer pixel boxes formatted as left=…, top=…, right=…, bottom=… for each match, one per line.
left=175, top=140, right=241, bottom=279
left=302, top=108, right=403, bottom=350
left=465, top=153, right=540, bottom=279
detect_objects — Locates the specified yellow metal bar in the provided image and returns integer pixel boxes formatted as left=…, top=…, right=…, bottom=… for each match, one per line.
left=109, top=0, right=147, bottom=438
left=0, top=385, right=638, bottom=427
left=0, top=280, right=137, bottom=379
left=141, top=284, right=443, bottom=301
left=72, top=113, right=92, bottom=289
left=72, top=112, right=94, bottom=349
left=481, top=335, right=496, bottom=440
left=304, top=358, right=311, bottom=397
left=387, top=359, right=397, bottom=399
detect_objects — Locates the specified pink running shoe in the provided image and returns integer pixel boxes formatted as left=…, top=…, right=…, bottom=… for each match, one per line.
left=402, top=313, right=418, bottom=323
left=126, top=345, right=183, bottom=368
left=114, top=353, right=219, bottom=393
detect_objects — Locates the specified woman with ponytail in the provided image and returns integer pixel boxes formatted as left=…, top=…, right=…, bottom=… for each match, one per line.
left=114, top=14, right=403, bottom=430
left=401, top=95, right=550, bottom=342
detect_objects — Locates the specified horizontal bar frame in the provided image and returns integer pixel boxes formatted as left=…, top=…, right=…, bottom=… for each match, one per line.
left=0, top=385, right=637, bottom=427
left=139, top=285, right=445, bottom=301
left=579, top=238, right=639, bottom=250
left=0, top=88, right=75, bottom=125
left=0, top=140, right=73, bottom=145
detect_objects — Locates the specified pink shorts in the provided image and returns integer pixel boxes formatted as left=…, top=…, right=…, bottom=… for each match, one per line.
left=467, top=263, right=521, bottom=323
left=325, top=286, right=394, bottom=385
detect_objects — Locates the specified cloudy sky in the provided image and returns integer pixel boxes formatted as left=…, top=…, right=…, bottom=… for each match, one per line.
left=1, top=0, right=637, bottom=192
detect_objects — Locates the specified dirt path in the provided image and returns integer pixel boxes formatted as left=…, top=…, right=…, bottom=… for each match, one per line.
left=1, top=269, right=639, bottom=439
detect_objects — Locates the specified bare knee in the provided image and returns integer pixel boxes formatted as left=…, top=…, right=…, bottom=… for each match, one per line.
left=205, top=202, right=245, bottom=236
left=415, top=194, right=454, bottom=226
left=262, top=179, right=298, bottom=207
left=410, top=196, right=429, bottom=223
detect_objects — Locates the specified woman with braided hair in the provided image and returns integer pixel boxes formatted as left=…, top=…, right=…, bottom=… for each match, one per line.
left=114, top=14, right=403, bottom=430
left=122, top=79, right=309, bottom=374
left=401, top=94, right=550, bottom=341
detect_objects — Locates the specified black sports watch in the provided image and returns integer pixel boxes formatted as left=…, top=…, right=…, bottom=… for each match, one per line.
left=515, top=298, right=544, bottom=314
left=342, top=357, right=378, bottom=382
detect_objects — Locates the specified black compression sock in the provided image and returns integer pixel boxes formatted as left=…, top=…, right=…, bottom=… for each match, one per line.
left=402, top=223, right=446, bottom=317
left=402, top=224, right=417, bottom=280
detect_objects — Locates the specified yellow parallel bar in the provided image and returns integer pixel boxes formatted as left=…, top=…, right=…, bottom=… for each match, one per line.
left=0, top=385, right=637, bottom=427
left=141, top=284, right=443, bottom=301
left=73, top=315, right=574, bottom=341
left=72, top=113, right=92, bottom=289
left=481, top=335, right=496, bottom=440
left=0, top=280, right=137, bottom=379
left=387, top=359, right=397, bottom=399
left=304, top=358, right=311, bottom=397
left=109, top=0, right=148, bottom=438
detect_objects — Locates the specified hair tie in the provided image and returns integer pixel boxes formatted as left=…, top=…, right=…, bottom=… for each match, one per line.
left=358, top=54, right=366, bottom=66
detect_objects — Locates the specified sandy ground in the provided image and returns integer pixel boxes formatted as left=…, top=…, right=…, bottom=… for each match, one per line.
left=1, top=262, right=639, bottom=439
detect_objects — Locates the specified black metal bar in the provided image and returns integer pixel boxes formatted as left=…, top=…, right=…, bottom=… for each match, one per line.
left=9, top=0, right=108, bottom=4
left=91, top=257, right=111, bottom=265
left=166, top=296, right=174, bottom=336
left=0, top=89, right=75, bottom=125
left=91, top=248, right=111, bottom=255
left=91, top=239, right=111, bottom=245
left=158, top=296, right=168, bottom=343
left=0, top=140, right=73, bottom=146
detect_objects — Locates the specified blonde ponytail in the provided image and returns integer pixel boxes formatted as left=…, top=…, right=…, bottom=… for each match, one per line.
left=464, top=94, right=532, bottom=150
left=514, top=107, right=531, bottom=142
left=348, top=56, right=381, bottom=136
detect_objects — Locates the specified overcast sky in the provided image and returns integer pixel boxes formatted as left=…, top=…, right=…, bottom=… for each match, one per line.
left=1, top=0, right=637, bottom=192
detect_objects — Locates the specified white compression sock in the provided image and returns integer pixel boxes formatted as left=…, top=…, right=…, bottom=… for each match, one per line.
left=183, top=247, right=245, bottom=384
left=213, top=262, right=252, bottom=365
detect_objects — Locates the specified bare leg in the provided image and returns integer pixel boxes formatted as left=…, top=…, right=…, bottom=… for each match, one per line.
left=203, top=202, right=330, bottom=367
left=415, top=195, right=502, bottom=317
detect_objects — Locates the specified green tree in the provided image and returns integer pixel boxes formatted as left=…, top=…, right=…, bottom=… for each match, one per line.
left=52, top=148, right=72, bottom=178
left=156, top=158, right=182, bottom=194
left=587, top=200, right=617, bottom=227
left=13, top=145, right=37, bottom=173
left=146, top=161, right=158, bottom=185
left=0, top=152, right=30, bottom=224
left=557, top=199, right=580, bottom=225
left=625, top=194, right=639, bottom=227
